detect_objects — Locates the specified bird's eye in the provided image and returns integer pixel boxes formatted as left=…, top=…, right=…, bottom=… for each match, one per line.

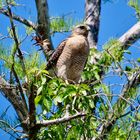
left=79, top=26, right=85, bottom=30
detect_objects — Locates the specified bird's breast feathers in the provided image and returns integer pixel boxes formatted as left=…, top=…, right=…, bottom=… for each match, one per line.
left=66, top=35, right=89, bottom=53
left=48, top=34, right=89, bottom=83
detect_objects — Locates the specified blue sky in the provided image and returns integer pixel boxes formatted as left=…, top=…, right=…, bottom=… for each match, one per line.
left=0, top=0, right=138, bottom=139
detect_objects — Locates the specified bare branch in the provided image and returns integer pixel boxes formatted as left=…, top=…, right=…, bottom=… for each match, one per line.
left=36, top=112, right=86, bottom=127
left=0, top=2, right=53, bottom=59
left=0, top=8, right=36, bottom=30
left=97, top=69, right=140, bottom=140
left=0, top=76, right=28, bottom=132
left=114, top=70, right=140, bottom=114
left=119, top=21, right=140, bottom=49
left=0, top=120, right=24, bottom=134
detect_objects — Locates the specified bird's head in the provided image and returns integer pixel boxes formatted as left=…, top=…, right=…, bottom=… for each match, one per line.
left=72, top=24, right=90, bottom=37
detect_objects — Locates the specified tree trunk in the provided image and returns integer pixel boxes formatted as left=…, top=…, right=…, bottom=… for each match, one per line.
left=85, top=0, right=101, bottom=49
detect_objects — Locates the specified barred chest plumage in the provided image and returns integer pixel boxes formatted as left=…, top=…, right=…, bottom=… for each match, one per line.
left=56, top=35, right=89, bottom=83
left=46, top=24, right=90, bottom=83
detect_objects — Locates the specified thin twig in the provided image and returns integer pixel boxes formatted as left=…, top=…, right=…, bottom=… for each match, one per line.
left=118, top=104, right=140, bottom=119
left=96, top=69, right=140, bottom=140
left=6, top=2, right=28, bottom=111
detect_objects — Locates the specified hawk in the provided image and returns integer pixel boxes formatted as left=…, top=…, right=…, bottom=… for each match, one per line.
left=46, top=24, right=90, bottom=83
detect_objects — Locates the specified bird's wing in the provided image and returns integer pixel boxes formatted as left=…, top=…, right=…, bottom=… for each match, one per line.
left=46, top=39, right=67, bottom=69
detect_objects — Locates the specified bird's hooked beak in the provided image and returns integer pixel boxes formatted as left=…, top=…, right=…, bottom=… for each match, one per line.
left=85, top=24, right=91, bottom=32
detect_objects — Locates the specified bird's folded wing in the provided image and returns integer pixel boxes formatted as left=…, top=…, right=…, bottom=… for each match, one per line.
left=46, top=39, right=67, bottom=69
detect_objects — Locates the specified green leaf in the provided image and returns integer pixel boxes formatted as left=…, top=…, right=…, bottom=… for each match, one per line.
left=54, top=95, right=63, bottom=105
left=128, top=115, right=137, bottom=122
left=66, top=126, right=79, bottom=140
left=25, top=26, right=34, bottom=35
left=129, top=0, right=140, bottom=19
left=41, top=76, right=46, bottom=85
left=94, top=71, right=100, bottom=80
left=40, top=69, right=49, bottom=75
left=102, top=84, right=110, bottom=94
left=37, top=86, right=43, bottom=95
left=43, top=97, right=52, bottom=111
left=89, top=99, right=95, bottom=109
left=35, top=95, right=42, bottom=105
left=27, top=67, right=39, bottom=75
left=0, top=0, right=2, bottom=8
left=125, top=66, right=131, bottom=71
left=137, top=58, right=140, bottom=63
left=124, top=50, right=131, bottom=54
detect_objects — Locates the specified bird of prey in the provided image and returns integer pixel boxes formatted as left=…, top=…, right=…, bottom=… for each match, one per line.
left=46, top=24, right=90, bottom=83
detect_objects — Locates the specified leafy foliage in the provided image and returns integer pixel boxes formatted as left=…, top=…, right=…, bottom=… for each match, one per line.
left=129, top=0, right=140, bottom=19
left=1, top=35, right=140, bottom=139
left=50, top=17, right=74, bottom=34
left=100, top=39, right=124, bottom=66
left=0, top=1, right=140, bottom=140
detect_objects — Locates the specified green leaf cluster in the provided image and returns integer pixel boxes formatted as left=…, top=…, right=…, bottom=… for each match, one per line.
left=100, top=39, right=123, bottom=66
left=82, top=48, right=102, bottom=81
left=35, top=76, right=96, bottom=114
left=50, top=17, right=73, bottom=34
left=38, top=116, right=99, bottom=140
left=129, top=0, right=140, bottom=19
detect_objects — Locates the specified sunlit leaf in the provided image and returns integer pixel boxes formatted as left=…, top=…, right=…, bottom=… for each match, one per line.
left=37, top=86, right=43, bottom=95
left=35, top=95, right=42, bottom=105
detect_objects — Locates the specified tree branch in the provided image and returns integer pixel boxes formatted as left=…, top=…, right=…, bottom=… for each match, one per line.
left=0, top=8, right=36, bottom=30
left=119, top=104, right=140, bottom=119
left=28, top=83, right=37, bottom=140
left=119, top=21, right=140, bottom=49
left=95, top=20, right=140, bottom=140
left=96, top=69, right=140, bottom=140
left=36, top=112, right=86, bottom=127
left=114, top=69, right=140, bottom=114
left=0, top=2, right=53, bottom=59
left=0, top=76, right=28, bottom=132
left=98, top=21, right=140, bottom=82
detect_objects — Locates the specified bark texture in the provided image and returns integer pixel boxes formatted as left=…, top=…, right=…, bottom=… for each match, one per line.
left=35, top=0, right=53, bottom=51
left=85, top=0, right=101, bottom=49
left=119, top=21, right=140, bottom=49
left=0, top=77, right=28, bottom=132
